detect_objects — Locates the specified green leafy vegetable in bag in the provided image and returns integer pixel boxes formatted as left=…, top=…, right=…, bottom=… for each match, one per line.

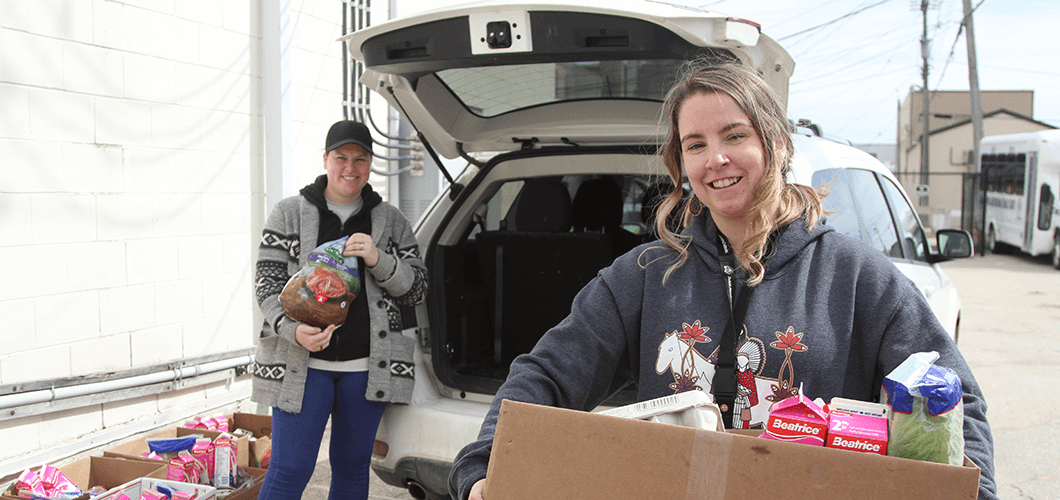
left=882, top=351, right=965, bottom=465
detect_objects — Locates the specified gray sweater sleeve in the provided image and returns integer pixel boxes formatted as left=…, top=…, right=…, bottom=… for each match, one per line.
left=878, top=278, right=997, bottom=500
left=368, top=204, right=428, bottom=306
left=256, top=197, right=301, bottom=345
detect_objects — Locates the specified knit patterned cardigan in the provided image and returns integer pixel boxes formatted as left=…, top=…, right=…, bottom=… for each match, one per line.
left=251, top=194, right=428, bottom=413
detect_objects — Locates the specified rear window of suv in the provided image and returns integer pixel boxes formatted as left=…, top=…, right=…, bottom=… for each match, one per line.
left=437, top=60, right=684, bottom=117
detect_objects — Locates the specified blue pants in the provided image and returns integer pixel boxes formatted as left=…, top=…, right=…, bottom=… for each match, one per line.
left=257, top=369, right=387, bottom=500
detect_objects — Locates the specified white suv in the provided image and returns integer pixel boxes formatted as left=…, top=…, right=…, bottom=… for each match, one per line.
left=342, top=2, right=972, bottom=498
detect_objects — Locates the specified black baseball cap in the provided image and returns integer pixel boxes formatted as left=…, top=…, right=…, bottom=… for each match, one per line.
left=325, top=120, right=374, bottom=155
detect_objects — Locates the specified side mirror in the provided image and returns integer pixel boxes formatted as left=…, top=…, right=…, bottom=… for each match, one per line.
left=936, top=229, right=973, bottom=259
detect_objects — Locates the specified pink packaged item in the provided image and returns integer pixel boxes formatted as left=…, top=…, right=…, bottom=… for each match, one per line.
left=140, top=451, right=165, bottom=461
left=192, top=438, right=216, bottom=484
left=167, top=452, right=200, bottom=483
left=114, top=494, right=133, bottom=500
left=41, top=464, right=79, bottom=494
left=14, top=468, right=45, bottom=497
left=185, top=414, right=230, bottom=433
left=15, top=465, right=81, bottom=498
left=38, top=465, right=61, bottom=488
left=826, top=397, right=889, bottom=455
left=171, top=492, right=196, bottom=500
left=200, top=417, right=219, bottom=431
left=759, top=391, right=829, bottom=446
left=139, top=488, right=167, bottom=500
left=214, top=415, right=230, bottom=433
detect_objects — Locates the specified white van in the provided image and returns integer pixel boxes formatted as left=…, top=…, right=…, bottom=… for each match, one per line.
left=341, top=2, right=972, bottom=498
left=980, top=129, right=1060, bottom=268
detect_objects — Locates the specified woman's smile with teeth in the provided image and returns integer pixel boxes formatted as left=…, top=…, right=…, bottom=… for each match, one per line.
left=711, top=177, right=741, bottom=189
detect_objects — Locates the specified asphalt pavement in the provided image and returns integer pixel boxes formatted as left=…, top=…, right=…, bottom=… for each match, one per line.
left=302, top=251, right=1058, bottom=500
left=940, top=252, right=1060, bottom=500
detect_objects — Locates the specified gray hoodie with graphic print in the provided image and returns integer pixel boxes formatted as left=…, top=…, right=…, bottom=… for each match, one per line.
left=449, top=213, right=996, bottom=500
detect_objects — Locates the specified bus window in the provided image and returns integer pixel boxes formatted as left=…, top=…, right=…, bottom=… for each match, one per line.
left=1039, top=183, right=1054, bottom=231
left=1004, top=164, right=1025, bottom=195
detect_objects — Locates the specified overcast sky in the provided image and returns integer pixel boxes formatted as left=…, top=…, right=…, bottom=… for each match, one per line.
left=680, top=0, right=1059, bottom=145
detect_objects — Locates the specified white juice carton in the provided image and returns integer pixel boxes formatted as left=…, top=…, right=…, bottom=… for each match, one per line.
left=212, top=433, right=237, bottom=488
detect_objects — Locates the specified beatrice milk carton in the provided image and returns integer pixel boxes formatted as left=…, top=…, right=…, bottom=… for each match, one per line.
left=759, top=392, right=829, bottom=446
left=826, top=397, right=889, bottom=455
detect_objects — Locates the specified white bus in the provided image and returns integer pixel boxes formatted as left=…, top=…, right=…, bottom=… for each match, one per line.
left=981, top=129, right=1060, bottom=268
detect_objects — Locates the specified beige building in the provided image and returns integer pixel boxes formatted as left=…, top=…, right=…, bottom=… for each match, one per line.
left=896, top=89, right=1055, bottom=234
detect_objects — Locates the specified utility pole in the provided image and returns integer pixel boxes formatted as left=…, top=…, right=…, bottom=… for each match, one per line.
left=963, top=0, right=984, bottom=170
left=919, top=0, right=931, bottom=199
left=962, top=0, right=986, bottom=254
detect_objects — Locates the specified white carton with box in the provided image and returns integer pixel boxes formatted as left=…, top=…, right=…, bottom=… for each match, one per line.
left=597, top=391, right=724, bottom=431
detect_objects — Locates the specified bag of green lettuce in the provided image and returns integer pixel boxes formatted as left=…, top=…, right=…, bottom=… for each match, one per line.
left=882, top=351, right=965, bottom=465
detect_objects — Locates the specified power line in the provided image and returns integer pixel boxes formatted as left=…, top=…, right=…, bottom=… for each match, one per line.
left=792, top=37, right=912, bottom=82
left=933, top=19, right=965, bottom=89
left=778, top=0, right=897, bottom=41
left=762, top=0, right=855, bottom=35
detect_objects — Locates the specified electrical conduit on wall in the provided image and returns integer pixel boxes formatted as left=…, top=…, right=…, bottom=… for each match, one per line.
left=0, top=354, right=254, bottom=411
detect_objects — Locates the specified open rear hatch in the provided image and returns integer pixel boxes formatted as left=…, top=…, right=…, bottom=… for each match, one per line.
left=342, top=0, right=794, bottom=158
left=342, top=0, right=795, bottom=397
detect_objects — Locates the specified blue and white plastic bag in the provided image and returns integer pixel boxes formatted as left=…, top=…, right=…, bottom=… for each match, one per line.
left=882, top=351, right=965, bottom=465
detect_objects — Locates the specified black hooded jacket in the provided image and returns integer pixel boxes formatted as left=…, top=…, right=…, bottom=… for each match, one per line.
left=299, top=174, right=383, bottom=361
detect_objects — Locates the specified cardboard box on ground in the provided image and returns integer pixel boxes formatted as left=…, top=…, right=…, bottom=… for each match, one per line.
left=102, top=412, right=272, bottom=469
left=484, top=400, right=981, bottom=500
left=1, top=457, right=165, bottom=500
left=226, top=412, right=272, bottom=469
left=4, top=412, right=271, bottom=500
left=4, top=453, right=265, bottom=500
left=103, top=427, right=251, bottom=468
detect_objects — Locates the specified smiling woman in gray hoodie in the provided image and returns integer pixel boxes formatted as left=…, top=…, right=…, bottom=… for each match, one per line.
left=449, top=60, right=996, bottom=500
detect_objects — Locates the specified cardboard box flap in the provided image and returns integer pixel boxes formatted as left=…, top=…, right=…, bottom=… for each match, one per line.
left=225, top=413, right=272, bottom=438
left=485, top=400, right=981, bottom=500
left=65, top=457, right=167, bottom=492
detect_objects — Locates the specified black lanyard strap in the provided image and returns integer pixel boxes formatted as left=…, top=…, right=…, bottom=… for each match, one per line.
left=711, top=235, right=755, bottom=428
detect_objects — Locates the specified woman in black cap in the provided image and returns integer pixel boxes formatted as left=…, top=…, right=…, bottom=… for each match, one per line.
left=251, top=119, right=428, bottom=500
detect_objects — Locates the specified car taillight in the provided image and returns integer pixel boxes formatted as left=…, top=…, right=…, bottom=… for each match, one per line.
left=373, top=439, right=389, bottom=458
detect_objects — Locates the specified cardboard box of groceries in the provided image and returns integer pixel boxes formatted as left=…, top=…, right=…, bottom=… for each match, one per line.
left=225, top=413, right=273, bottom=468
left=2, top=457, right=166, bottom=500
left=103, top=427, right=250, bottom=467
left=224, top=466, right=266, bottom=500
left=225, top=413, right=272, bottom=439
left=483, top=400, right=981, bottom=500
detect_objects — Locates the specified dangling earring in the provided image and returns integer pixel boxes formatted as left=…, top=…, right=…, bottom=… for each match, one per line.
left=689, top=197, right=702, bottom=216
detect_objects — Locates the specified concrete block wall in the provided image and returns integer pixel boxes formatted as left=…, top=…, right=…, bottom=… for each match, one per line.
left=0, top=0, right=369, bottom=469
left=290, top=0, right=351, bottom=192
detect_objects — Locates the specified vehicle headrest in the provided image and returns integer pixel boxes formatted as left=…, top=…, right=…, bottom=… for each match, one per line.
left=572, top=178, right=623, bottom=231
left=510, top=179, right=572, bottom=232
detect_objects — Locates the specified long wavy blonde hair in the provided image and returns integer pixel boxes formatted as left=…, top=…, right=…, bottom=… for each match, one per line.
left=651, top=59, right=824, bottom=285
